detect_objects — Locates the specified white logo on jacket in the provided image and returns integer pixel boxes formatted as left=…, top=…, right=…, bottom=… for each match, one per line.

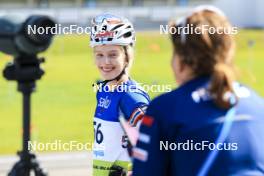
left=98, top=96, right=111, bottom=109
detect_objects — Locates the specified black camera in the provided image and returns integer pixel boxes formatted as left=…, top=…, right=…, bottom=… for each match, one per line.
left=0, top=15, right=56, bottom=176
left=0, top=15, right=56, bottom=82
left=0, top=15, right=55, bottom=56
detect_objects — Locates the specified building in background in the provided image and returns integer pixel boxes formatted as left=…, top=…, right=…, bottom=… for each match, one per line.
left=0, top=0, right=213, bottom=8
left=0, top=0, right=263, bottom=29
left=215, top=0, right=264, bottom=28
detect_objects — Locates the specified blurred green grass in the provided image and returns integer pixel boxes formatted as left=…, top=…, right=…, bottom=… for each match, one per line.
left=0, top=30, right=263, bottom=154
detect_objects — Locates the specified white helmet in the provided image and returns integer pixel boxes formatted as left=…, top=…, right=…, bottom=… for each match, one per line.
left=90, top=14, right=136, bottom=47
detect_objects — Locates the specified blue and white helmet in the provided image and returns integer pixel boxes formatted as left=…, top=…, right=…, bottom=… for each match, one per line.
left=90, top=14, right=136, bottom=47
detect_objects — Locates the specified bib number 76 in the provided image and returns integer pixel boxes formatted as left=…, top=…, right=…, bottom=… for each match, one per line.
left=93, top=121, right=104, bottom=144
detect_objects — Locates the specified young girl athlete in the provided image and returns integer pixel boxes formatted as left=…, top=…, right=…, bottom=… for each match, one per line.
left=90, top=14, right=150, bottom=176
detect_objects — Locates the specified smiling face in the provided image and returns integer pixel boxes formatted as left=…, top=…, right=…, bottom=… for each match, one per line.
left=94, top=45, right=127, bottom=80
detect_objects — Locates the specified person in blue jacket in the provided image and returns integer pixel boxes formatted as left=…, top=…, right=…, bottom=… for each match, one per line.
left=90, top=14, right=150, bottom=176
left=133, top=5, right=264, bottom=176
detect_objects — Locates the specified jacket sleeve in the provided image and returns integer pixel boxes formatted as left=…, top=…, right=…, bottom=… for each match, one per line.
left=132, top=100, right=170, bottom=176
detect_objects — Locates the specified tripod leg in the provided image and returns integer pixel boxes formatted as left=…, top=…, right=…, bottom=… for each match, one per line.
left=8, top=87, right=48, bottom=176
left=8, top=160, right=30, bottom=176
left=34, top=165, right=48, bottom=176
left=8, top=152, right=48, bottom=176
left=31, top=156, right=48, bottom=176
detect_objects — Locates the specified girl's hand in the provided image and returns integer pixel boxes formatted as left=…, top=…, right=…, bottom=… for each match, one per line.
left=127, top=171, right=133, bottom=176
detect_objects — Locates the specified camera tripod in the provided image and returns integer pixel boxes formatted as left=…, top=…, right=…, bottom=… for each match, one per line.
left=3, top=55, right=47, bottom=176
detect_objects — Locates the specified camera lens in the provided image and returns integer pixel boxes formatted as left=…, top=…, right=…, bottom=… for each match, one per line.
left=25, top=16, right=56, bottom=46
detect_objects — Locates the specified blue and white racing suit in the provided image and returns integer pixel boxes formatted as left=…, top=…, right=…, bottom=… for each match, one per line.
left=93, top=79, right=150, bottom=176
